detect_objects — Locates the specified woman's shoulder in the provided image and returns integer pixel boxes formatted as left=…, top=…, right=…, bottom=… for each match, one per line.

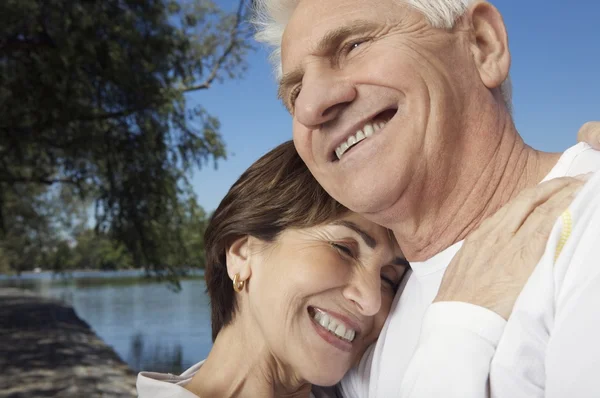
left=136, top=361, right=204, bottom=398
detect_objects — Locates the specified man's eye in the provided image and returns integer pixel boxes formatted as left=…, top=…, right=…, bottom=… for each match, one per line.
left=343, top=39, right=368, bottom=55
left=289, top=85, right=302, bottom=107
left=350, top=42, right=362, bottom=51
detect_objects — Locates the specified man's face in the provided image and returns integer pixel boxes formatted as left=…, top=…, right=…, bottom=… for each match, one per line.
left=280, top=0, right=485, bottom=217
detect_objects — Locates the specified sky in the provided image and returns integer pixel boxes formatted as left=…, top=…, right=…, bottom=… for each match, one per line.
left=188, top=0, right=600, bottom=212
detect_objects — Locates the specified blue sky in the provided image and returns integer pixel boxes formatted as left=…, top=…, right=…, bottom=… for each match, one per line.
left=189, top=0, right=600, bottom=212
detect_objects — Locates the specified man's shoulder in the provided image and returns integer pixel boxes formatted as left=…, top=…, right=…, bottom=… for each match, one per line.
left=553, top=143, right=600, bottom=178
left=544, top=144, right=600, bottom=271
left=566, top=170, right=600, bottom=235
left=551, top=171, right=600, bottom=297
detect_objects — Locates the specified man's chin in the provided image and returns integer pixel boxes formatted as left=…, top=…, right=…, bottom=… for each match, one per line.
left=334, top=191, right=397, bottom=218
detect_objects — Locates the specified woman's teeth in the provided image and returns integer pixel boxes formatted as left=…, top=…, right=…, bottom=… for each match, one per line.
left=312, top=310, right=356, bottom=342
left=335, top=120, right=387, bottom=160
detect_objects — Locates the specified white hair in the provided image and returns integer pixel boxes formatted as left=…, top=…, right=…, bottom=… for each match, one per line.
left=252, top=0, right=512, bottom=109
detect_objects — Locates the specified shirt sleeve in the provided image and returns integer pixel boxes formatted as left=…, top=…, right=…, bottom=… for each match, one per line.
left=545, top=273, right=600, bottom=398
left=400, top=301, right=506, bottom=398
left=544, top=190, right=600, bottom=398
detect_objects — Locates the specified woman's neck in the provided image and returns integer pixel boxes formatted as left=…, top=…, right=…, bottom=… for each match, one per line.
left=185, top=318, right=312, bottom=398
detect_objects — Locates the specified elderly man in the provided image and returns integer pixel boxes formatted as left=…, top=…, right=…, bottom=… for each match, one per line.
left=254, top=0, right=600, bottom=397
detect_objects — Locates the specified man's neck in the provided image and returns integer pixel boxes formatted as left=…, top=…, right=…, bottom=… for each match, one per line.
left=185, top=318, right=311, bottom=398
left=387, top=120, right=561, bottom=262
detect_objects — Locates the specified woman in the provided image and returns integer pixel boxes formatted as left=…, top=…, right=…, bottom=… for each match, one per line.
left=138, top=141, right=406, bottom=397
left=137, top=133, right=597, bottom=397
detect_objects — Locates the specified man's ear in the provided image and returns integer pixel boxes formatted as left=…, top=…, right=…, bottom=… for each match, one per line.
left=467, top=2, right=511, bottom=91
left=225, top=236, right=252, bottom=282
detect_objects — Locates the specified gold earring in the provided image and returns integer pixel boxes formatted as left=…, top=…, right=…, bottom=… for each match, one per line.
left=233, top=273, right=245, bottom=293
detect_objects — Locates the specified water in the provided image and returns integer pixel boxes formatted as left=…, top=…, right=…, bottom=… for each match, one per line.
left=0, top=271, right=213, bottom=374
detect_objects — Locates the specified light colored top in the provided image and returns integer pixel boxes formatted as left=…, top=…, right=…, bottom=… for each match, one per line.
left=136, top=360, right=321, bottom=398
left=490, top=149, right=600, bottom=398
left=339, top=143, right=600, bottom=398
left=137, top=361, right=205, bottom=398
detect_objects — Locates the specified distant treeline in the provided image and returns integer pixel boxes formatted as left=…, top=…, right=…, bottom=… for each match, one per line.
left=0, top=200, right=209, bottom=276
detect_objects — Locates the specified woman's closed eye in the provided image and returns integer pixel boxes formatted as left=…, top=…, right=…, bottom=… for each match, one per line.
left=381, top=275, right=396, bottom=290
left=381, top=265, right=404, bottom=293
left=329, top=242, right=355, bottom=258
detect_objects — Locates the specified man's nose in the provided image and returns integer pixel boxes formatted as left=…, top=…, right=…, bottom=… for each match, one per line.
left=294, top=67, right=356, bottom=128
left=342, top=268, right=382, bottom=317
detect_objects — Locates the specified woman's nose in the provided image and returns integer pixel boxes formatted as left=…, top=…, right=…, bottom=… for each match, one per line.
left=342, top=269, right=382, bottom=317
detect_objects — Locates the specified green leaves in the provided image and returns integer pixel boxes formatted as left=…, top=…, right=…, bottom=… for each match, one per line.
left=0, top=0, right=253, bottom=281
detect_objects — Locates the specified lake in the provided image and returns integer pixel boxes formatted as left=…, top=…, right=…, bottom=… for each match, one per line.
left=0, top=270, right=213, bottom=374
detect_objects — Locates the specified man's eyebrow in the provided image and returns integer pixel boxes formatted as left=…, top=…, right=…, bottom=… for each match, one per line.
left=332, top=220, right=377, bottom=248
left=314, top=20, right=379, bottom=56
left=277, top=20, right=379, bottom=102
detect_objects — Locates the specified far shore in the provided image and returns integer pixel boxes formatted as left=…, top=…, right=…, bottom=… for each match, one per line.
left=0, top=268, right=205, bottom=278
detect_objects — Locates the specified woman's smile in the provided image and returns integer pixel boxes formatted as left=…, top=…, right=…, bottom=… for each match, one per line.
left=307, top=306, right=360, bottom=353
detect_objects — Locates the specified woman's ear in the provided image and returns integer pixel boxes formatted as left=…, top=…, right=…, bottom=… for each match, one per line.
left=225, top=236, right=252, bottom=282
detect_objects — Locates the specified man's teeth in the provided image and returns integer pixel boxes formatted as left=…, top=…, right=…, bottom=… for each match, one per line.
left=335, top=121, right=387, bottom=160
left=313, top=310, right=356, bottom=342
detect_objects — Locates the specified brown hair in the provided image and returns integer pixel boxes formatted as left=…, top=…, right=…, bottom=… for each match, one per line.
left=204, top=140, right=348, bottom=340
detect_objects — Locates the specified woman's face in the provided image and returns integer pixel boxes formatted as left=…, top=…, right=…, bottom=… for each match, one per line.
left=243, top=212, right=407, bottom=386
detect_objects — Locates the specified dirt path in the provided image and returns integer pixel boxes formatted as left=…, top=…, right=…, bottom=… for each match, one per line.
left=0, top=288, right=137, bottom=397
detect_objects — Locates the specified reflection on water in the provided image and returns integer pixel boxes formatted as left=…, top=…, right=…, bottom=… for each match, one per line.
left=0, top=271, right=212, bottom=373
left=128, top=333, right=186, bottom=374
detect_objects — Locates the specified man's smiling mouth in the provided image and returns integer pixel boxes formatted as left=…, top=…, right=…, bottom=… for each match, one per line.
left=334, top=109, right=397, bottom=160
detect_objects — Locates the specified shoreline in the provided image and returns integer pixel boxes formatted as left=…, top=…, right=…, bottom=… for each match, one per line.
left=0, top=288, right=137, bottom=398
left=0, top=268, right=205, bottom=280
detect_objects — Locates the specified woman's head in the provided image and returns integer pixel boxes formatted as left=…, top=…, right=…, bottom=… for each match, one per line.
left=204, top=141, right=407, bottom=385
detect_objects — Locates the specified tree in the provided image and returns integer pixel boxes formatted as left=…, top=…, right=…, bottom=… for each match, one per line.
left=65, top=229, right=134, bottom=272
left=0, top=0, right=253, bottom=282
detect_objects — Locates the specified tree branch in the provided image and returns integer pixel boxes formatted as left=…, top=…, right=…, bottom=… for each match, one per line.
left=182, top=0, right=247, bottom=93
left=0, top=176, right=78, bottom=186
left=0, top=32, right=56, bottom=54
